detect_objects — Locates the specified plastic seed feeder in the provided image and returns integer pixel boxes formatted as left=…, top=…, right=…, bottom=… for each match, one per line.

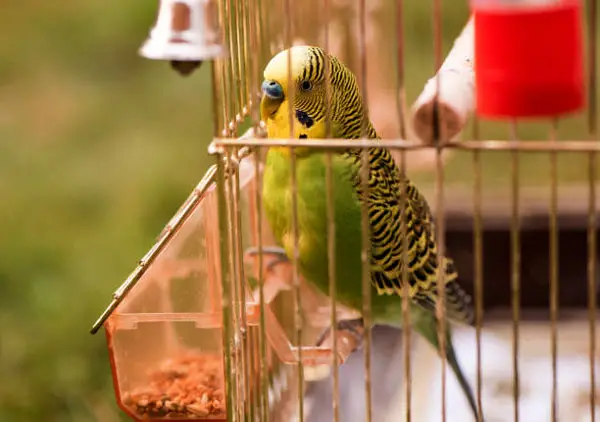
left=91, top=135, right=362, bottom=421
left=99, top=170, right=227, bottom=421
left=472, top=0, right=584, bottom=118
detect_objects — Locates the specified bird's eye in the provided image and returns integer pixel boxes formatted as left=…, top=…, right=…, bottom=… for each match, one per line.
left=300, top=80, right=313, bottom=92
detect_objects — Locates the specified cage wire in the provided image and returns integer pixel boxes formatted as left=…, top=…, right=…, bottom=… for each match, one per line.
left=91, top=0, right=600, bottom=420
left=209, top=0, right=599, bottom=420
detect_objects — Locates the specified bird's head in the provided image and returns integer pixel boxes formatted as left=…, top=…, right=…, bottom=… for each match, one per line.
left=260, top=45, right=367, bottom=144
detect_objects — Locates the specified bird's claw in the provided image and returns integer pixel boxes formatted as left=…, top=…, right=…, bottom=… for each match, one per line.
left=244, top=246, right=290, bottom=273
left=315, top=318, right=365, bottom=354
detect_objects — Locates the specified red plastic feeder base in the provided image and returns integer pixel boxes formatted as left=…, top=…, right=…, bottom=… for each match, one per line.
left=472, top=0, right=585, bottom=119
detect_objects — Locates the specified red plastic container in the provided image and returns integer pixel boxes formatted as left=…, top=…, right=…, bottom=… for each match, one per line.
left=472, top=0, right=585, bottom=118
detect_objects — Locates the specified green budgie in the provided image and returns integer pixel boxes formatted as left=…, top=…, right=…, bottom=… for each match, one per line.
left=246, top=45, right=481, bottom=420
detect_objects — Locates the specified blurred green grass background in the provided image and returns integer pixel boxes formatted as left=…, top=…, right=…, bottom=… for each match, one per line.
left=0, top=0, right=597, bottom=421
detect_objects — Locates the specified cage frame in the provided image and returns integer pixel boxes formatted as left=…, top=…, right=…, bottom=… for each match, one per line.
left=91, top=0, right=599, bottom=420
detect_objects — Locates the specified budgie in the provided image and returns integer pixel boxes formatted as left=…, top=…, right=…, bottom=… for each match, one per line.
left=247, top=45, right=481, bottom=420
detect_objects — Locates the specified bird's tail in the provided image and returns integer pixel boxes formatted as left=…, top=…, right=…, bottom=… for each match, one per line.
left=442, top=257, right=475, bottom=326
left=444, top=333, right=481, bottom=422
left=415, top=257, right=475, bottom=327
left=414, top=308, right=483, bottom=422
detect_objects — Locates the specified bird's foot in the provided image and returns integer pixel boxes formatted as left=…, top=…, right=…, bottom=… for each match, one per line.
left=244, top=246, right=290, bottom=273
left=315, top=318, right=365, bottom=354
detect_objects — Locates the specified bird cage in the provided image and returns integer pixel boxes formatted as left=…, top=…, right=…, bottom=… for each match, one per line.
left=91, top=0, right=600, bottom=420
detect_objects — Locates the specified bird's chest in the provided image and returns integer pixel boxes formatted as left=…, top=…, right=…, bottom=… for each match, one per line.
left=262, top=152, right=327, bottom=261
left=262, top=151, right=365, bottom=296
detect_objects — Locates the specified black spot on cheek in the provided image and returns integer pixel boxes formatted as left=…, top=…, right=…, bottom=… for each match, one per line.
left=299, top=134, right=308, bottom=139
left=295, top=109, right=314, bottom=128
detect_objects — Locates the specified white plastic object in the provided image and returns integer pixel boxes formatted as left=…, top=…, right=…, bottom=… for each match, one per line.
left=411, top=16, right=475, bottom=144
left=139, top=0, right=224, bottom=62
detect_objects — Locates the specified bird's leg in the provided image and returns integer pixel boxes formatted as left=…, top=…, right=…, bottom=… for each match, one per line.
left=315, top=318, right=365, bottom=353
left=244, top=246, right=290, bottom=273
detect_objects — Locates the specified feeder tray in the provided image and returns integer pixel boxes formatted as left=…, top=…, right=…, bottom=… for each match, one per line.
left=102, top=165, right=227, bottom=421
left=93, top=134, right=363, bottom=421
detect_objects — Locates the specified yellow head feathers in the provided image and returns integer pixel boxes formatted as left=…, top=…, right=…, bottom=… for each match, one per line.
left=263, top=45, right=316, bottom=94
left=260, top=45, right=328, bottom=139
left=260, top=45, right=373, bottom=141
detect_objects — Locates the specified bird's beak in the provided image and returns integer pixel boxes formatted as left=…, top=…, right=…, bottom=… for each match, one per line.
left=262, top=80, right=283, bottom=100
left=260, top=80, right=284, bottom=120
